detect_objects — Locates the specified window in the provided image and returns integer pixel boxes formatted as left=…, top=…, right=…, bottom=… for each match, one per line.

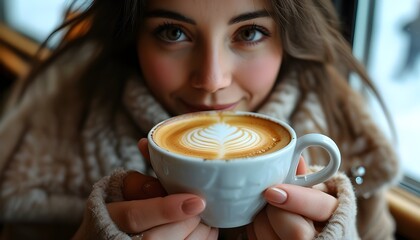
left=353, top=1, right=420, bottom=239
left=353, top=0, right=420, bottom=193
left=1, top=0, right=69, bottom=47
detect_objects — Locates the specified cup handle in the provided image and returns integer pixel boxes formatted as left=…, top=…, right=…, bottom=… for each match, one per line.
left=285, top=133, right=341, bottom=187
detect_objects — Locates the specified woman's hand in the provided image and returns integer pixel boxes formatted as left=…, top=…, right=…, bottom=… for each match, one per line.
left=107, top=172, right=217, bottom=239
left=247, top=159, right=338, bottom=240
left=107, top=139, right=219, bottom=239
left=107, top=172, right=218, bottom=239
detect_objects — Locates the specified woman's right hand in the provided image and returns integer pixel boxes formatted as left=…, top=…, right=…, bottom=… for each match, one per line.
left=107, top=138, right=219, bottom=239
left=107, top=172, right=218, bottom=239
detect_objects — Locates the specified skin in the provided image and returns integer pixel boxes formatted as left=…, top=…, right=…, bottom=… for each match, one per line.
left=75, top=0, right=338, bottom=239
left=137, top=0, right=282, bottom=114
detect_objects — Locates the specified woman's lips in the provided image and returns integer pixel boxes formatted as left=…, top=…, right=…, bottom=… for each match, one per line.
left=182, top=101, right=239, bottom=112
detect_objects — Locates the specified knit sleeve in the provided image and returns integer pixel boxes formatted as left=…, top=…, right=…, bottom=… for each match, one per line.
left=312, top=166, right=360, bottom=240
left=75, top=169, right=132, bottom=240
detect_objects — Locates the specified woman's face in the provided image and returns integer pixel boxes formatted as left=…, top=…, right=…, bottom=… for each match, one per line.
left=137, top=0, right=282, bottom=115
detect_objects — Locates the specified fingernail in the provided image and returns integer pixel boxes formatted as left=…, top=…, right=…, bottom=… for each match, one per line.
left=266, top=187, right=288, bottom=204
left=182, top=197, right=205, bottom=215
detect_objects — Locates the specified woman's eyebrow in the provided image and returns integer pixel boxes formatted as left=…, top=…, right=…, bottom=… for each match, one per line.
left=229, top=10, right=271, bottom=24
left=145, top=9, right=196, bottom=25
left=145, top=9, right=270, bottom=25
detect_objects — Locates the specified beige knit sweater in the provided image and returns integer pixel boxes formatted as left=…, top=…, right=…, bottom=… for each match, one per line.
left=0, top=46, right=400, bottom=239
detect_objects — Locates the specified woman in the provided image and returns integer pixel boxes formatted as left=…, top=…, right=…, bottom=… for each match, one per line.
left=0, top=0, right=399, bottom=239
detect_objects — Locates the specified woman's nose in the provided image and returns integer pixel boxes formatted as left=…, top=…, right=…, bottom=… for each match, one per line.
left=190, top=44, right=231, bottom=93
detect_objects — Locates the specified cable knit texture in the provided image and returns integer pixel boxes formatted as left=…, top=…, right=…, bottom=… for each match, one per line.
left=0, top=46, right=399, bottom=239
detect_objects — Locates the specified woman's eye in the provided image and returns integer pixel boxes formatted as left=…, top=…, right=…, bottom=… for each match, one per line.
left=234, top=25, right=270, bottom=44
left=155, top=24, right=189, bottom=42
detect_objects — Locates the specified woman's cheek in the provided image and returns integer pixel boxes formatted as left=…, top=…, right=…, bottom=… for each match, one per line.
left=141, top=55, right=185, bottom=91
left=239, top=56, right=281, bottom=91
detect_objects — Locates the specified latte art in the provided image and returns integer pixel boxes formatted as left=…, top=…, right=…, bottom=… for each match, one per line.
left=152, top=112, right=291, bottom=160
left=182, top=123, right=262, bottom=158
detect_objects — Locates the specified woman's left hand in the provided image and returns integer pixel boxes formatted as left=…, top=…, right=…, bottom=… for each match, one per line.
left=247, top=159, right=338, bottom=240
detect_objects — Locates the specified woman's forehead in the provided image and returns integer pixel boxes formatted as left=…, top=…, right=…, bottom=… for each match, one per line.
left=144, top=0, right=272, bottom=21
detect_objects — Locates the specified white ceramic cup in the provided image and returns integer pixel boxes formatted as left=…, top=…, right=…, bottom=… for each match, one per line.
left=147, top=111, right=341, bottom=228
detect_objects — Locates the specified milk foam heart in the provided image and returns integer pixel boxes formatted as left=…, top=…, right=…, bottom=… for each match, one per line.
left=182, top=122, right=261, bottom=158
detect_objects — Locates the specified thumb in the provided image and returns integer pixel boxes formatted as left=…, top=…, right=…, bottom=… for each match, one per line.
left=137, top=138, right=150, bottom=163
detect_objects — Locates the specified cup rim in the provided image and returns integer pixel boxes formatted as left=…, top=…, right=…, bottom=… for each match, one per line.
left=147, top=110, right=297, bottom=163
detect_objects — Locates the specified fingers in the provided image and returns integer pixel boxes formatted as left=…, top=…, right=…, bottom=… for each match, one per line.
left=137, top=217, right=218, bottom=240
left=137, top=138, right=150, bottom=162
left=296, top=156, right=307, bottom=175
left=118, top=171, right=213, bottom=238
left=185, top=223, right=218, bottom=240
left=206, top=228, right=219, bottom=240
left=122, top=171, right=166, bottom=200
left=107, top=194, right=205, bottom=234
left=264, top=184, right=338, bottom=222
left=248, top=204, right=317, bottom=240
left=144, top=216, right=201, bottom=239
left=266, top=205, right=315, bottom=240
left=251, top=209, right=279, bottom=240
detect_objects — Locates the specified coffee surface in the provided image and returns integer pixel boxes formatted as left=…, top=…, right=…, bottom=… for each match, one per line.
left=153, top=112, right=291, bottom=160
